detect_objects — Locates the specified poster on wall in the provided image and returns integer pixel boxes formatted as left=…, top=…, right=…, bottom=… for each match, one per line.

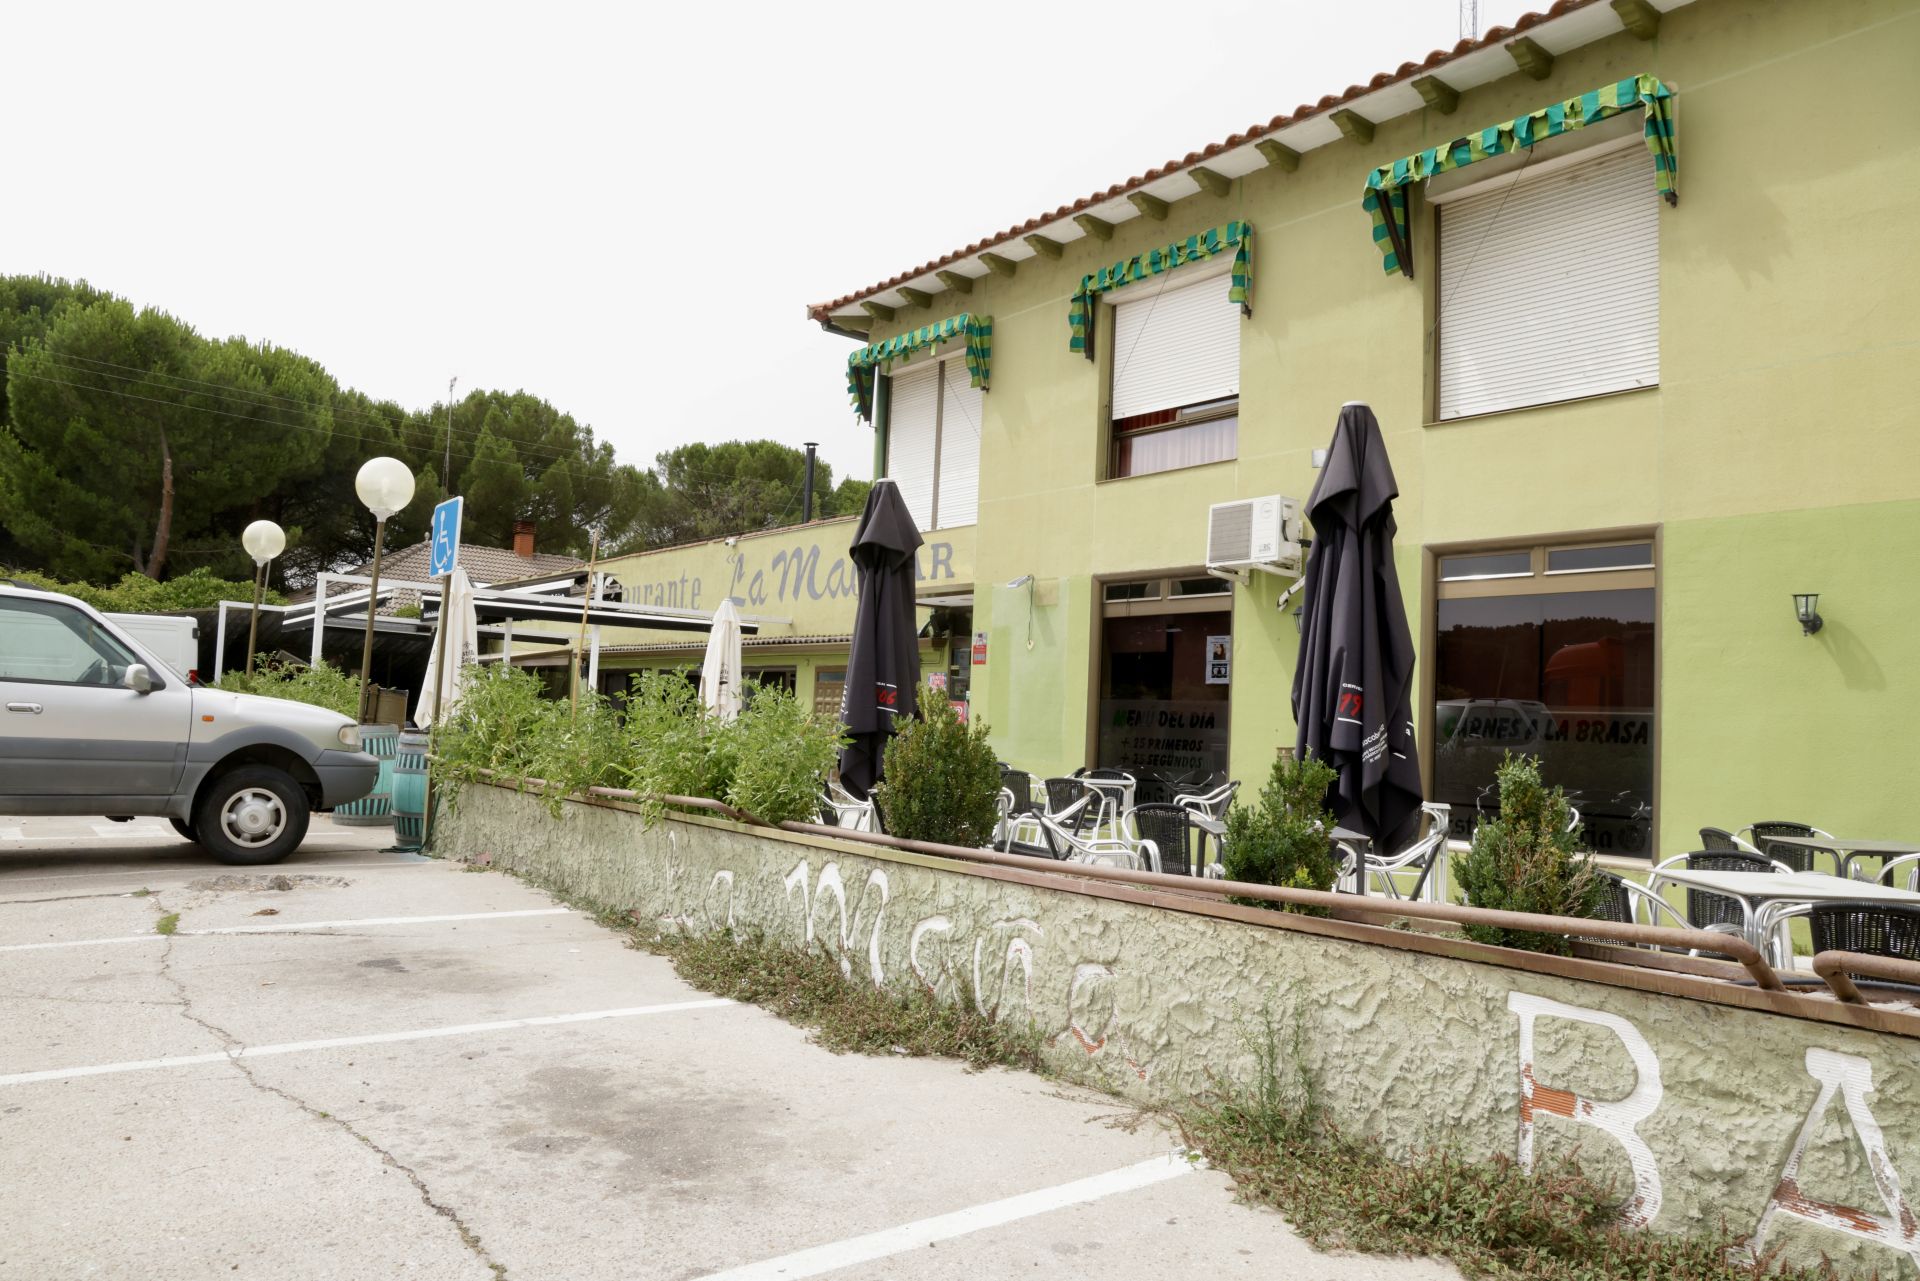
left=971, top=632, right=988, bottom=665
left=927, top=672, right=947, bottom=691
left=1206, top=635, right=1232, bottom=685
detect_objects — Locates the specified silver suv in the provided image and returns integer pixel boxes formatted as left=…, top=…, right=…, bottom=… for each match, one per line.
left=0, top=581, right=379, bottom=864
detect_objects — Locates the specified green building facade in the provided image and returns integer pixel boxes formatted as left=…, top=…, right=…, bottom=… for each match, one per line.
left=803, top=0, right=1920, bottom=858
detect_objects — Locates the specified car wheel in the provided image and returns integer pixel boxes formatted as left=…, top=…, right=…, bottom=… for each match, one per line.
left=168, top=817, right=200, bottom=844
left=194, top=766, right=310, bottom=866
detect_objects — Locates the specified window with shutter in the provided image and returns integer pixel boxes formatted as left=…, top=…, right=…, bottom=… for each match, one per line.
left=884, top=354, right=982, bottom=531
left=887, top=363, right=938, bottom=530
left=936, top=360, right=981, bottom=528
left=1437, top=142, right=1660, bottom=420
left=1107, top=269, right=1241, bottom=479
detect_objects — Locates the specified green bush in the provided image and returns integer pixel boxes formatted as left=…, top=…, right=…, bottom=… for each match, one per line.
left=434, top=667, right=845, bottom=825
left=620, top=671, right=737, bottom=814
left=727, top=686, right=847, bottom=825
left=872, top=698, right=1000, bottom=848
left=215, top=657, right=360, bottom=718
left=6, top=566, right=286, bottom=611
left=1221, top=751, right=1340, bottom=914
left=1453, top=753, right=1604, bottom=954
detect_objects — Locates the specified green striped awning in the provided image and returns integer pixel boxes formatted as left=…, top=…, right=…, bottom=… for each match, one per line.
left=1069, top=221, right=1252, bottom=358
left=1363, top=74, right=1676, bottom=278
left=845, top=313, right=992, bottom=421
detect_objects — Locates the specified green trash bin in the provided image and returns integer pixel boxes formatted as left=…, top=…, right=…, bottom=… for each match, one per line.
left=391, top=730, right=431, bottom=850
left=334, top=723, right=398, bottom=826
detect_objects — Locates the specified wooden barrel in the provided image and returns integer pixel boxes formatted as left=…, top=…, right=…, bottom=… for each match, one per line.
left=391, top=730, right=431, bottom=850
left=333, top=724, right=398, bottom=826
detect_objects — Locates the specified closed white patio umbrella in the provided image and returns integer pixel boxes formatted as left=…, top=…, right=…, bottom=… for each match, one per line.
left=701, top=597, right=745, bottom=722
left=415, top=567, right=480, bottom=729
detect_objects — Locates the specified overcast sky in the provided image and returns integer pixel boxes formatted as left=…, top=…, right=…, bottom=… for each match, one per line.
left=8, top=1, right=1535, bottom=488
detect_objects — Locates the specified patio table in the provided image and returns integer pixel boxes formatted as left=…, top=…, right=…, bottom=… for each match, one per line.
left=1761, top=835, right=1920, bottom=881
left=1650, top=868, right=1920, bottom=962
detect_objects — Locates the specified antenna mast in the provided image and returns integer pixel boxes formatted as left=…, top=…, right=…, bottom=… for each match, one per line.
left=1460, top=0, right=1480, bottom=40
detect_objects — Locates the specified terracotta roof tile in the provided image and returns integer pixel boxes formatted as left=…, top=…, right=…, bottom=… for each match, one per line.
left=808, top=0, right=1603, bottom=322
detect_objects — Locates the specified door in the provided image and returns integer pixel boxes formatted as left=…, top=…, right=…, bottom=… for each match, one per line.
left=0, top=595, right=193, bottom=802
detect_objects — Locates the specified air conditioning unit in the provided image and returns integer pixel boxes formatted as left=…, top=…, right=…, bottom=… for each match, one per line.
left=1206, top=495, right=1303, bottom=578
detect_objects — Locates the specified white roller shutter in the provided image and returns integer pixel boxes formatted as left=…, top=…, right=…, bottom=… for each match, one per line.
left=887, top=362, right=938, bottom=531
left=1110, top=271, right=1241, bottom=420
left=936, top=359, right=981, bottom=528
left=1438, top=144, right=1660, bottom=420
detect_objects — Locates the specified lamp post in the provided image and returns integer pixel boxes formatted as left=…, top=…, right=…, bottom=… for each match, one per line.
left=239, top=520, right=286, bottom=676
left=354, top=457, right=417, bottom=723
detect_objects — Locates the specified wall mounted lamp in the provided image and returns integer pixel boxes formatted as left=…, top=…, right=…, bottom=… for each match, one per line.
left=1792, top=592, right=1823, bottom=636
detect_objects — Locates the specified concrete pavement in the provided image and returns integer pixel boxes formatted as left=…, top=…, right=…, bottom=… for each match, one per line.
left=0, top=815, right=1460, bottom=1280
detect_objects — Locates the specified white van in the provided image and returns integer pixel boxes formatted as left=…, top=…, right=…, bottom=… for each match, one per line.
left=105, top=612, right=200, bottom=682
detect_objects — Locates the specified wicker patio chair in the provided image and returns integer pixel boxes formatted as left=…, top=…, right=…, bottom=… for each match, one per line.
left=1127, top=803, right=1201, bottom=876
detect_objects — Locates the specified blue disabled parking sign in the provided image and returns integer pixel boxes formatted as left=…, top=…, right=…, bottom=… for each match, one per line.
left=429, top=496, right=463, bottom=578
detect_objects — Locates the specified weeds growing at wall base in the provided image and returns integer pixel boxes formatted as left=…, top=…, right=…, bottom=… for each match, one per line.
left=1181, top=1013, right=1846, bottom=1281
left=611, top=916, right=1046, bottom=1074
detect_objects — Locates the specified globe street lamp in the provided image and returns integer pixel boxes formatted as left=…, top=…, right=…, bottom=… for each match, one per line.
left=354, top=457, right=417, bottom=723
left=239, top=519, right=286, bottom=677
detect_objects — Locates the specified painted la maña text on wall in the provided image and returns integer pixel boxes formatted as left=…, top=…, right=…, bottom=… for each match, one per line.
left=622, top=538, right=959, bottom=612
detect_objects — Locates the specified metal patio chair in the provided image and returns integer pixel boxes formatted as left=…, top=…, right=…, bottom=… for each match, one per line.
left=1648, top=850, right=1793, bottom=940
left=1338, top=803, right=1454, bottom=901
left=1588, top=871, right=1727, bottom=952
left=998, top=767, right=1039, bottom=818
left=821, top=781, right=877, bottom=833
left=1811, top=901, right=1920, bottom=963
left=1081, top=768, right=1136, bottom=835
left=1698, top=826, right=1745, bottom=853
left=1126, top=803, right=1203, bottom=876
left=1035, top=805, right=1156, bottom=871
left=1878, top=853, right=1920, bottom=893
left=1736, top=820, right=1835, bottom=872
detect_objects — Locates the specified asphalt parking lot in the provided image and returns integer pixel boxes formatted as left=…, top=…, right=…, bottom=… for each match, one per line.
left=0, top=815, right=1459, bottom=1281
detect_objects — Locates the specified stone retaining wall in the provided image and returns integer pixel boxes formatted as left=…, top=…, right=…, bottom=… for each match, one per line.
left=436, top=783, right=1920, bottom=1277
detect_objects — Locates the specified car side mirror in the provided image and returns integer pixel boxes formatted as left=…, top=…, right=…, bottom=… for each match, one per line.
left=124, top=664, right=153, bottom=694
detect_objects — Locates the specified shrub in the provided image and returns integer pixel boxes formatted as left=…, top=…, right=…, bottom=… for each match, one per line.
left=726, top=686, right=846, bottom=825
left=1221, top=751, right=1341, bottom=913
left=434, top=665, right=556, bottom=799
left=1453, top=753, right=1604, bottom=954
left=872, top=698, right=999, bottom=848
left=620, top=671, right=737, bottom=815
left=215, top=657, right=360, bottom=718
left=6, top=566, right=286, bottom=611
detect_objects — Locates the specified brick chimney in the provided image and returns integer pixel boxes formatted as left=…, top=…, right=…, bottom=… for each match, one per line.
left=512, top=520, right=536, bottom=559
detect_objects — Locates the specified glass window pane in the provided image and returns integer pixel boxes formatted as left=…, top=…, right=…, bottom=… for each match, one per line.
left=1546, top=543, right=1654, bottom=574
left=0, top=599, right=137, bottom=684
left=1438, top=551, right=1531, bottom=580
left=1433, top=588, right=1655, bottom=856
left=1172, top=577, right=1230, bottom=597
left=1103, top=581, right=1157, bottom=602
left=1114, top=417, right=1237, bottom=478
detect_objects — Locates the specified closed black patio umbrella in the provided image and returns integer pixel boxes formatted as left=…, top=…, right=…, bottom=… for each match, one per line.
left=837, top=479, right=924, bottom=799
left=1291, top=402, right=1424, bottom=866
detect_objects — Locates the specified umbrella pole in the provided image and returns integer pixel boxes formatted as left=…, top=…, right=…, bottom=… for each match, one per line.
left=571, top=530, right=600, bottom=724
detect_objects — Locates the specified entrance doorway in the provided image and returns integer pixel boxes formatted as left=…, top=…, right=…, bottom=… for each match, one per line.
left=1095, top=576, right=1232, bottom=783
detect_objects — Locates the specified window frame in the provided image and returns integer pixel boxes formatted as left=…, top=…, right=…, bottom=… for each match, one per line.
left=1420, top=527, right=1662, bottom=855
left=1101, top=257, right=1242, bottom=481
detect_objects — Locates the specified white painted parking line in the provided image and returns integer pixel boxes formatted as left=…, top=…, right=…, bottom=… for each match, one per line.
left=689, top=1153, right=1196, bottom=1281
left=0, top=998, right=735, bottom=1087
left=0, top=860, right=432, bottom=891
left=0, top=827, right=22, bottom=842
left=0, top=908, right=571, bottom=952
left=5, top=830, right=365, bottom=846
